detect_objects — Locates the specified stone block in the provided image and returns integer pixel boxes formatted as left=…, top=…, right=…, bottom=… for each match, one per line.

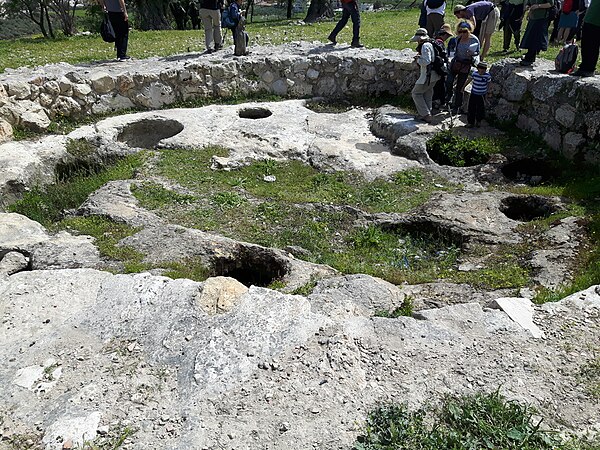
left=358, top=64, right=376, bottom=80
left=0, top=118, right=13, bottom=143
left=562, top=132, right=585, bottom=159
left=306, top=68, right=319, bottom=80
left=91, top=94, right=135, bottom=115
left=73, top=83, right=92, bottom=98
left=542, top=128, right=561, bottom=151
left=554, top=104, right=577, bottom=129
left=58, top=76, right=73, bottom=95
left=502, top=72, right=528, bottom=101
left=43, top=80, right=60, bottom=96
left=261, top=70, right=275, bottom=83
left=89, top=71, right=115, bottom=94
left=489, top=297, right=543, bottom=338
left=585, top=111, right=600, bottom=139
left=272, top=79, right=288, bottom=96
left=7, top=80, right=31, bottom=100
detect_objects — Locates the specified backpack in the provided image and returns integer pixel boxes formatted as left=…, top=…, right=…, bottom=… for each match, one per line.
left=429, top=40, right=448, bottom=79
left=221, top=5, right=236, bottom=28
left=426, top=0, right=445, bottom=8
left=100, top=14, right=116, bottom=43
left=233, top=17, right=248, bottom=56
left=555, top=42, right=578, bottom=74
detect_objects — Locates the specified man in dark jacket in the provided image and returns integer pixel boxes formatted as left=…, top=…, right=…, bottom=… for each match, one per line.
left=188, top=1, right=200, bottom=29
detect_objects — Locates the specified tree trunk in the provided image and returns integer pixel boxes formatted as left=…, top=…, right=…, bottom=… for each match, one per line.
left=134, top=0, right=171, bottom=30
left=286, top=0, right=292, bottom=19
left=304, top=0, right=333, bottom=23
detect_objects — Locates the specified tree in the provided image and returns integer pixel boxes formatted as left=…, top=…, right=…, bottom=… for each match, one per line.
left=132, top=0, right=171, bottom=30
left=304, top=0, right=333, bottom=23
left=48, top=0, right=79, bottom=35
left=2, top=0, right=55, bottom=37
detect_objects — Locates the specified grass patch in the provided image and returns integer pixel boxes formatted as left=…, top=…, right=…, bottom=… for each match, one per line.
left=77, top=424, right=134, bottom=450
left=355, top=390, right=593, bottom=450
left=426, top=129, right=500, bottom=167
left=58, top=215, right=144, bottom=266
left=374, top=296, right=414, bottom=318
left=65, top=138, right=97, bottom=159
left=130, top=182, right=196, bottom=210
left=3, top=9, right=598, bottom=74
left=8, top=153, right=144, bottom=227
left=138, top=146, right=464, bottom=285
left=161, top=258, right=211, bottom=282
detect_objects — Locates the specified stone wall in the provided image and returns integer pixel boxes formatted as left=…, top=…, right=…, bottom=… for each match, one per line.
left=1, top=42, right=599, bottom=162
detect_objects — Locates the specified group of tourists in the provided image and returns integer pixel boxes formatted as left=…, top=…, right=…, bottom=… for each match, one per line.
left=410, top=0, right=599, bottom=123
left=100, top=0, right=246, bottom=59
left=410, top=22, right=491, bottom=125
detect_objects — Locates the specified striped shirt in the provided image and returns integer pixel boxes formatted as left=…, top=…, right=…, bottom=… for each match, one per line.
left=471, top=70, right=492, bottom=95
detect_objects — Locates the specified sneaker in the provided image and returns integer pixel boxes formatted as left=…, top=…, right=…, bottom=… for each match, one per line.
left=420, top=115, right=433, bottom=123
left=351, top=42, right=365, bottom=48
left=205, top=48, right=214, bottom=54
left=118, top=55, right=132, bottom=61
left=214, top=44, right=223, bottom=51
left=327, top=35, right=337, bottom=45
left=571, top=69, right=594, bottom=77
left=519, top=59, right=533, bottom=66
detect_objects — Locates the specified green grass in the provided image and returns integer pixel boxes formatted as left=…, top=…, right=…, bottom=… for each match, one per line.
left=374, top=296, right=414, bottom=318
left=2, top=9, right=597, bottom=74
left=427, top=129, right=501, bottom=167
left=127, top=146, right=472, bottom=286
left=8, top=153, right=145, bottom=227
left=579, top=354, right=600, bottom=400
left=356, top=390, right=599, bottom=450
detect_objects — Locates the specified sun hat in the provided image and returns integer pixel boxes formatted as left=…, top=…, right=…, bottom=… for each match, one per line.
left=453, top=4, right=467, bottom=14
left=436, top=23, right=454, bottom=36
left=409, top=28, right=429, bottom=42
left=476, top=61, right=488, bottom=70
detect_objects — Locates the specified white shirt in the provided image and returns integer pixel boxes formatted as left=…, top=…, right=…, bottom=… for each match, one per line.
left=425, top=0, right=446, bottom=15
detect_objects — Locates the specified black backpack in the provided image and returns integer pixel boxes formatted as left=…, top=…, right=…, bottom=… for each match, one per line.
left=555, top=42, right=578, bottom=74
left=100, top=14, right=116, bottom=43
left=430, top=40, right=448, bottom=77
left=547, top=0, right=560, bottom=20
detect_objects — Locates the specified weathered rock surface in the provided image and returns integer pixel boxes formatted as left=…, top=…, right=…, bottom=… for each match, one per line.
left=1, top=269, right=598, bottom=449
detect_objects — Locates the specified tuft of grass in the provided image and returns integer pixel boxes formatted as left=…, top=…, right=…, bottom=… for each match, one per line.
left=58, top=215, right=144, bottom=265
left=291, top=278, right=318, bottom=296
left=8, top=153, right=145, bottom=227
left=65, top=138, right=97, bottom=159
left=426, top=130, right=500, bottom=167
left=374, top=296, right=414, bottom=318
left=77, top=424, right=135, bottom=450
left=267, top=279, right=287, bottom=290
left=161, top=259, right=211, bottom=282
left=131, top=182, right=196, bottom=210
left=355, top=390, right=591, bottom=450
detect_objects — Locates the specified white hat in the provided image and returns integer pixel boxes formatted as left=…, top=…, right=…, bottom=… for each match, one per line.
left=409, top=28, right=429, bottom=42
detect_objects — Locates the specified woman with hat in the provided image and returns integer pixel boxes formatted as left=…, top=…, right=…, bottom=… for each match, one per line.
left=410, top=27, right=440, bottom=123
left=519, top=0, right=553, bottom=65
left=446, top=20, right=480, bottom=113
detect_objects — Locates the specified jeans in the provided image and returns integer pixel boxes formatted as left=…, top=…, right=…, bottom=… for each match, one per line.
left=580, top=21, right=600, bottom=72
left=329, top=1, right=360, bottom=45
left=108, top=11, right=129, bottom=59
left=467, top=94, right=486, bottom=124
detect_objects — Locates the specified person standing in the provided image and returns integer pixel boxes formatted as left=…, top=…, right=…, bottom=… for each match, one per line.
left=200, top=0, right=223, bottom=52
left=424, top=0, right=446, bottom=37
left=572, top=0, right=599, bottom=76
left=465, top=61, right=492, bottom=127
left=410, top=27, right=441, bottom=123
left=519, top=0, right=552, bottom=65
left=170, top=1, right=187, bottom=29
left=100, top=0, right=130, bottom=61
left=556, top=0, right=581, bottom=42
left=454, top=1, right=500, bottom=59
left=432, top=24, right=453, bottom=109
left=448, top=20, right=480, bottom=112
left=188, top=0, right=201, bottom=29
left=501, top=0, right=525, bottom=51
left=327, top=0, right=364, bottom=48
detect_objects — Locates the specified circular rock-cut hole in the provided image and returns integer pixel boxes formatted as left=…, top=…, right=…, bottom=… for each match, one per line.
left=211, top=247, right=289, bottom=287
left=238, top=107, right=272, bottom=119
left=500, top=195, right=557, bottom=222
left=501, top=158, right=559, bottom=185
left=117, top=118, right=184, bottom=148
